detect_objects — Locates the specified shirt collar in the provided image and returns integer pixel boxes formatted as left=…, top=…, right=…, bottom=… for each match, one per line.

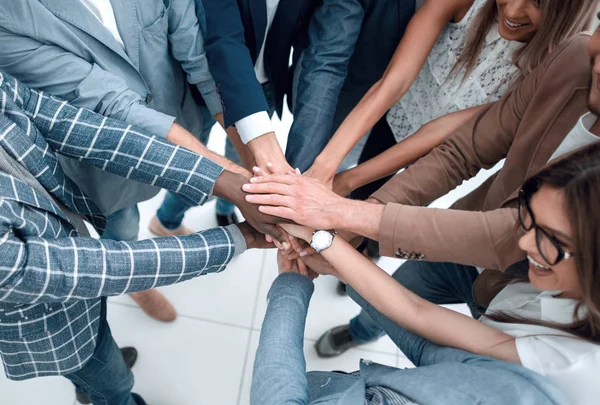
left=538, top=291, right=584, bottom=324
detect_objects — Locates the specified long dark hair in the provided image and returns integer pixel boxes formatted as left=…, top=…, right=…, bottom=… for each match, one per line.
left=453, top=0, right=598, bottom=80
left=485, top=142, right=600, bottom=343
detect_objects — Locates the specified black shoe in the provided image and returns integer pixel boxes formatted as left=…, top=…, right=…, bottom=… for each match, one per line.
left=336, top=281, right=348, bottom=296
left=315, top=325, right=360, bottom=358
left=75, top=347, right=138, bottom=404
left=216, top=212, right=240, bottom=226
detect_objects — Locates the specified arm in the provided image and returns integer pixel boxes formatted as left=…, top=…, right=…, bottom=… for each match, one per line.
left=18, top=82, right=287, bottom=243
left=0, top=25, right=175, bottom=138
left=333, top=105, right=488, bottom=196
left=306, top=0, right=473, bottom=186
left=200, top=0, right=290, bottom=172
left=0, top=208, right=239, bottom=304
left=251, top=271, right=313, bottom=405
left=243, top=173, right=524, bottom=270
left=168, top=0, right=222, bottom=116
left=289, top=226, right=520, bottom=364
left=286, top=0, right=365, bottom=169
left=371, top=34, right=592, bottom=207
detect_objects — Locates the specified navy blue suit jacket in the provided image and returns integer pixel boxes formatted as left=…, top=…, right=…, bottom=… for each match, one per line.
left=199, top=0, right=318, bottom=127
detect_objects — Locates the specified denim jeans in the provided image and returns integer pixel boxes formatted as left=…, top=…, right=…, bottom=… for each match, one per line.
left=349, top=261, right=484, bottom=344
left=103, top=205, right=140, bottom=241
left=64, top=300, right=146, bottom=405
left=252, top=273, right=566, bottom=405
left=156, top=83, right=275, bottom=229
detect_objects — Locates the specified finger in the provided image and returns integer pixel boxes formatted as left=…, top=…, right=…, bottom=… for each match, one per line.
left=253, top=166, right=268, bottom=178
left=257, top=205, right=297, bottom=222
left=243, top=182, right=294, bottom=196
left=265, top=234, right=273, bottom=243
left=262, top=223, right=289, bottom=249
left=307, top=268, right=319, bottom=280
left=245, top=194, right=296, bottom=208
left=299, top=246, right=317, bottom=257
left=297, top=259, right=309, bottom=277
left=289, top=235, right=305, bottom=253
left=248, top=174, right=298, bottom=185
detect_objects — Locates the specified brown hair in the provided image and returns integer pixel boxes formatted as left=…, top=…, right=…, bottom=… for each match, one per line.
left=454, top=0, right=598, bottom=80
left=485, top=142, right=600, bottom=343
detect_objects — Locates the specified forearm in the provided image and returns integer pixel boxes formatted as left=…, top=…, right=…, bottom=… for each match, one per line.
left=167, top=123, right=251, bottom=177
left=0, top=227, right=237, bottom=304
left=319, top=237, right=520, bottom=363
left=314, top=78, right=409, bottom=175
left=251, top=273, right=313, bottom=405
left=335, top=106, right=485, bottom=194
left=334, top=198, right=385, bottom=240
left=225, top=126, right=256, bottom=170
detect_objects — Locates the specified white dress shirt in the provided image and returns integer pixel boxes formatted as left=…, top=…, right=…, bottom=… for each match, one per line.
left=79, top=0, right=125, bottom=49
left=235, top=0, right=280, bottom=144
left=481, top=283, right=599, bottom=405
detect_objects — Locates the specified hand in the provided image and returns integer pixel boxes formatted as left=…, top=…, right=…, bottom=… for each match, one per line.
left=213, top=171, right=292, bottom=248
left=247, top=133, right=294, bottom=175
left=300, top=253, right=340, bottom=279
left=332, top=171, right=353, bottom=197
left=236, top=221, right=276, bottom=250
left=242, top=173, right=346, bottom=230
left=303, top=163, right=335, bottom=191
left=276, top=251, right=318, bottom=279
left=279, top=223, right=314, bottom=243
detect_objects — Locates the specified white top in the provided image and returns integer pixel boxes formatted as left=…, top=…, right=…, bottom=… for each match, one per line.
left=481, top=283, right=600, bottom=405
left=235, top=0, right=280, bottom=144
left=79, top=0, right=125, bottom=49
left=387, top=0, right=520, bottom=142
left=550, top=113, right=599, bottom=162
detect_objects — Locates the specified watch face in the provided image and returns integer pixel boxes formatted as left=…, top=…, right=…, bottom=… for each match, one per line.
left=313, top=231, right=333, bottom=250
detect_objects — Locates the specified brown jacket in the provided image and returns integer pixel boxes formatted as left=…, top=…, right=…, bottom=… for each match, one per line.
left=371, top=34, right=592, bottom=303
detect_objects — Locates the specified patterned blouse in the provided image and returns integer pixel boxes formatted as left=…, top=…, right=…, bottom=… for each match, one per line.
left=387, top=0, right=520, bottom=142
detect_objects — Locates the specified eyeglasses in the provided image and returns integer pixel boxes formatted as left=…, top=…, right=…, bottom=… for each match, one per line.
left=518, top=189, right=574, bottom=266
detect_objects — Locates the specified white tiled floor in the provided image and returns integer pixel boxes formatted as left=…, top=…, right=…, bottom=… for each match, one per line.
left=0, top=109, right=492, bottom=405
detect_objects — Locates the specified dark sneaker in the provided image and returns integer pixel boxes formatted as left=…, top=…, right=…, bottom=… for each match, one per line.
left=315, top=325, right=360, bottom=358
left=216, top=212, right=240, bottom=226
left=75, top=347, right=138, bottom=404
left=336, top=281, right=348, bottom=296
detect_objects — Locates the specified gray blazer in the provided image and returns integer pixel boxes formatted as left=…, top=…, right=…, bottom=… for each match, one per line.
left=0, top=0, right=221, bottom=213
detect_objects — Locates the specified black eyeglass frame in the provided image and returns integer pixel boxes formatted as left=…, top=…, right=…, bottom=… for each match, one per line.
left=517, top=189, right=574, bottom=266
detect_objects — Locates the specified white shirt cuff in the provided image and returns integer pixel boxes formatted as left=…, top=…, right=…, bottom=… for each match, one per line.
left=235, top=111, right=274, bottom=144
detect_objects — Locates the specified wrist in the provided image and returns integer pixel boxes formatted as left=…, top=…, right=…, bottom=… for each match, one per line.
left=248, top=132, right=280, bottom=157
left=213, top=170, right=247, bottom=205
left=312, top=155, right=337, bottom=178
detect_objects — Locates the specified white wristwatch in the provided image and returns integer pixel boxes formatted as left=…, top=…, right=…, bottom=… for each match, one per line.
left=310, top=230, right=337, bottom=253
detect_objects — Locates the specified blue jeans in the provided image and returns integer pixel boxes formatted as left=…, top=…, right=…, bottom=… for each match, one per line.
left=64, top=300, right=146, bottom=405
left=103, top=205, right=140, bottom=241
left=252, top=274, right=566, bottom=405
left=156, top=83, right=275, bottom=229
left=349, top=261, right=484, bottom=343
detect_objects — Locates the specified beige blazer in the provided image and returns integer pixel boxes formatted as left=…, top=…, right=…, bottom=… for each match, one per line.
left=370, top=34, right=592, bottom=302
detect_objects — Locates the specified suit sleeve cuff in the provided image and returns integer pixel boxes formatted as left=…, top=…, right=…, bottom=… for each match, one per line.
left=126, top=103, right=176, bottom=139
left=235, top=111, right=274, bottom=144
left=224, top=224, right=247, bottom=257
left=378, top=203, right=404, bottom=258
left=197, top=79, right=223, bottom=116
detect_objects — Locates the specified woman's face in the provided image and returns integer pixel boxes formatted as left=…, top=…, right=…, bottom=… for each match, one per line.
left=518, top=185, right=581, bottom=298
left=496, top=0, right=542, bottom=43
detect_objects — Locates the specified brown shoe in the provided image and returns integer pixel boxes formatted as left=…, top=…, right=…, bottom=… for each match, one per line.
left=130, top=290, right=177, bottom=322
left=148, top=216, right=193, bottom=237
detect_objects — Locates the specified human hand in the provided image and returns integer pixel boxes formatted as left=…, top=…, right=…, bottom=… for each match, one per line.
left=276, top=250, right=318, bottom=279
left=214, top=171, right=292, bottom=249
left=236, top=221, right=277, bottom=250
left=331, top=170, right=354, bottom=197
left=303, top=163, right=335, bottom=191
left=242, top=173, right=347, bottom=230
left=247, top=133, right=294, bottom=175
